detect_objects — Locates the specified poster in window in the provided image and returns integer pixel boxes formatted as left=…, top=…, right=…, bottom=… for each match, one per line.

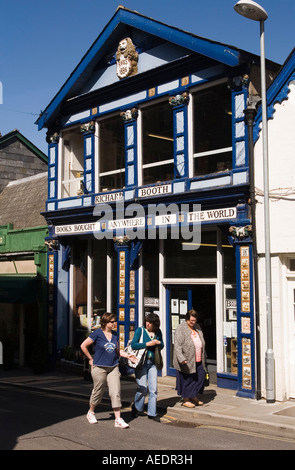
left=180, top=300, right=187, bottom=315
left=171, top=299, right=179, bottom=314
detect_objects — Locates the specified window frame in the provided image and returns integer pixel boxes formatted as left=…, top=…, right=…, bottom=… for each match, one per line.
left=139, top=97, right=175, bottom=186
left=190, top=78, right=233, bottom=178
left=60, top=125, right=85, bottom=199
left=97, top=112, right=126, bottom=193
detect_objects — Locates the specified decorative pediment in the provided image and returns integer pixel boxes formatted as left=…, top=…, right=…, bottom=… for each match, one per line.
left=37, top=6, right=244, bottom=132
left=116, top=38, right=138, bottom=79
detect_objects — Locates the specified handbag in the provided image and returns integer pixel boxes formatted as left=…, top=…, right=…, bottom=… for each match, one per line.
left=124, top=327, right=147, bottom=369
left=154, top=346, right=163, bottom=370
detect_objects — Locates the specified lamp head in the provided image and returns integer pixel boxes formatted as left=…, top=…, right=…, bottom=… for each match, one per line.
left=234, top=0, right=268, bottom=21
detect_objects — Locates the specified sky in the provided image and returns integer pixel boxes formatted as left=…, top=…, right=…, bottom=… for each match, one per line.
left=0, top=0, right=294, bottom=155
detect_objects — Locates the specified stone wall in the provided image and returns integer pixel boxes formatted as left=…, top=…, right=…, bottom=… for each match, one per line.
left=0, top=136, right=47, bottom=192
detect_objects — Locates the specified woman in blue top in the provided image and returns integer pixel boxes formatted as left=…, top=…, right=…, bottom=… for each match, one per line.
left=80, top=312, right=136, bottom=429
left=131, top=312, right=164, bottom=422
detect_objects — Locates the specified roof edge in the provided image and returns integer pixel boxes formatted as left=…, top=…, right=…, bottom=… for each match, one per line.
left=254, top=47, right=295, bottom=142
left=36, top=7, right=245, bottom=131
left=0, top=130, right=48, bottom=163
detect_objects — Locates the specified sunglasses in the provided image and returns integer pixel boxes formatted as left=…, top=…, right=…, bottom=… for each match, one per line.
left=109, top=320, right=116, bottom=324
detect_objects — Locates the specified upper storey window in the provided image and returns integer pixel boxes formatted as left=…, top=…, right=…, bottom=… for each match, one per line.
left=142, top=101, right=174, bottom=185
left=193, top=82, right=232, bottom=177
left=99, top=114, right=125, bottom=192
left=62, top=128, right=84, bottom=198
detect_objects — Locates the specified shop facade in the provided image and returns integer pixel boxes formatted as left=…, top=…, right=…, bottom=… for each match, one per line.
left=37, top=8, right=280, bottom=396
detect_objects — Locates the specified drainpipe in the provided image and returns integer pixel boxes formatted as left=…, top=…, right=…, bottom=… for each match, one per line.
left=244, top=105, right=261, bottom=400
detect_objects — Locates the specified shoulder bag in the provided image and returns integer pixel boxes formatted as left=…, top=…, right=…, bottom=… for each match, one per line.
left=154, top=346, right=163, bottom=370
left=124, top=327, right=147, bottom=369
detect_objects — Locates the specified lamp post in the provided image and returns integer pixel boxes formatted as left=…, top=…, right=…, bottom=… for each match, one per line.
left=234, top=0, right=275, bottom=403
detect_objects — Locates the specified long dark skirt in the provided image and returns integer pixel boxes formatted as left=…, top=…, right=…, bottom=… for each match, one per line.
left=176, top=362, right=205, bottom=398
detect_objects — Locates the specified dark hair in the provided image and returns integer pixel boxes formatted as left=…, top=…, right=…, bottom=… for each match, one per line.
left=185, top=309, right=198, bottom=321
left=145, top=312, right=160, bottom=332
left=100, top=312, right=116, bottom=330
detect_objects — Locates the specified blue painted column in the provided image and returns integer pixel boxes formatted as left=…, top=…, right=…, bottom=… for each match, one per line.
left=48, top=133, right=59, bottom=203
left=47, top=248, right=58, bottom=364
left=228, top=77, right=248, bottom=170
left=234, top=239, right=256, bottom=398
left=120, top=108, right=138, bottom=188
left=169, top=92, right=189, bottom=179
left=81, top=121, right=95, bottom=194
left=114, top=239, right=140, bottom=351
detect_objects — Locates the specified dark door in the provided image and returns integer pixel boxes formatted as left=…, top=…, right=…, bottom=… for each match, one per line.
left=166, top=284, right=216, bottom=376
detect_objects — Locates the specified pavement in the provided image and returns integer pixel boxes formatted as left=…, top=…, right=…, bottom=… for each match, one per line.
left=1, top=364, right=295, bottom=440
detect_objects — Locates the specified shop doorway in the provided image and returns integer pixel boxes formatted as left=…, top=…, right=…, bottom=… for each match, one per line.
left=0, top=303, right=39, bottom=368
left=166, top=284, right=216, bottom=376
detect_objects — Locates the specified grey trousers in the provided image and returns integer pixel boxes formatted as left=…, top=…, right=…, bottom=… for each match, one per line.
left=90, top=365, right=122, bottom=409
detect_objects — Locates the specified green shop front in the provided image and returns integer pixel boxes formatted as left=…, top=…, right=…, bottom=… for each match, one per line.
left=0, top=224, right=48, bottom=369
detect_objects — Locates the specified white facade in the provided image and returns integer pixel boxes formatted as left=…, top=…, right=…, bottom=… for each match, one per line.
left=255, top=75, right=295, bottom=401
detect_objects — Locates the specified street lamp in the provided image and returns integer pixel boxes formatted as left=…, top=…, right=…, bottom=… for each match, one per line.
left=234, top=0, right=275, bottom=403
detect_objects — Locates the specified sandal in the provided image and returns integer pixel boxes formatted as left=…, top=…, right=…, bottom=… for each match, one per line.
left=191, top=397, right=203, bottom=406
left=182, top=399, right=195, bottom=408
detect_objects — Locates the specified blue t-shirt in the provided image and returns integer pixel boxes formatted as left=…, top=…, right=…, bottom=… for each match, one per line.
left=89, top=328, right=119, bottom=367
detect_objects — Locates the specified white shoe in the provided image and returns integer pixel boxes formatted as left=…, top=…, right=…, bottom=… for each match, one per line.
left=114, top=417, right=129, bottom=429
left=87, top=411, right=98, bottom=424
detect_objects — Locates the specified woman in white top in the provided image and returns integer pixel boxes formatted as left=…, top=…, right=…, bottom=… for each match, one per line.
left=173, top=309, right=206, bottom=408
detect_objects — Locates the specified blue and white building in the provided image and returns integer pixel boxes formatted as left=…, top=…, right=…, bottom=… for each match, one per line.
left=36, top=7, right=280, bottom=397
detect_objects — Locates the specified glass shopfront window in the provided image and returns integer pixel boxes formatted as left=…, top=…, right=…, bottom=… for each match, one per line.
left=164, top=231, right=217, bottom=278
left=163, top=229, right=238, bottom=376
left=222, top=233, right=237, bottom=374
left=143, top=239, right=159, bottom=316
left=72, top=240, right=88, bottom=348
left=92, top=239, right=107, bottom=329
left=71, top=239, right=116, bottom=349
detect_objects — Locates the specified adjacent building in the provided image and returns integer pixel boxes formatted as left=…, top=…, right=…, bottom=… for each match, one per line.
left=36, top=7, right=281, bottom=397
left=0, top=130, right=48, bottom=192
left=253, top=48, right=295, bottom=401
left=0, top=173, right=48, bottom=369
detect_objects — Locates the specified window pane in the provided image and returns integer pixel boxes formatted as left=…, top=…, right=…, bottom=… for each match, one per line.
left=99, top=115, right=125, bottom=190
left=193, top=83, right=232, bottom=176
left=100, top=172, right=125, bottom=191
left=143, top=239, right=159, bottom=299
left=223, top=286, right=237, bottom=374
left=164, top=231, right=217, bottom=278
left=222, top=233, right=236, bottom=284
left=142, top=101, right=174, bottom=184
left=194, top=151, right=232, bottom=176
left=92, top=239, right=107, bottom=328
left=72, top=241, right=87, bottom=349
left=143, top=162, right=174, bottom=185
left=62, top=129, right=84, bottom=198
